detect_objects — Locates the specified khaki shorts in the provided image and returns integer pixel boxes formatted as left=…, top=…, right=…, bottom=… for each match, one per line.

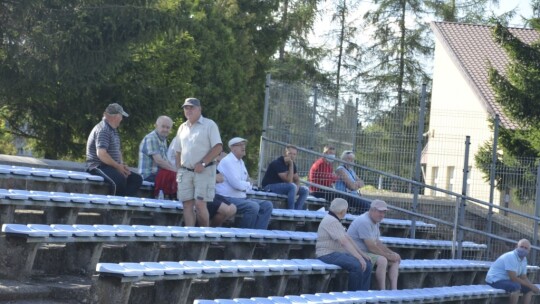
left=367, top=253, right=380, bottom=267
left=177, top=167, right=216, bottom=202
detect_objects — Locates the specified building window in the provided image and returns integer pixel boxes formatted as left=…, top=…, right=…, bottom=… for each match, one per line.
left=446, top=166, right=455, bottom=197
left=431, top=166, right=439, bottom=196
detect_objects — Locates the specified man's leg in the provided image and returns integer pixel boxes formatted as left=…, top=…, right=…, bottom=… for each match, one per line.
left=295, top=186, right=309, bottom=210
left=522, top=291, right=533, bottom=304
left=125, top=172, right=143, bottom=197
left=264, top=183, right=296, bottom=209
left=374, top=256, right=388, bottom=290
left=210, top=203, right=237, bottom=227
left=182, top=199, right=196, bottom=226
left=488, top=280, right=521, bottom=304
left=90, top=165, right=125, bottom=196
left=195, top=199, right=209, bottom=227
left=227, top=197, right=257, bottom=228
left=387, top=260, right=399, bottom=290
left=318, top=252, right=371, bottom=291
left=252, top=199, right=273, bottom=230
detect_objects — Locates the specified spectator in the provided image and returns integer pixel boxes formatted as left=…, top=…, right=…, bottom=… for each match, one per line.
left=216, top=137, right=273, bottom=229
left=261, top=145, right=308, bottom=210
left=309, top=144, right=338, bottom=200
left=316, top=198, right=372, bottom=291
left=207, top=152, right=237, bottom=227
left=86, top=103, right=142, bottom=196
left=138, top=116, right=177, bottom=198
left=347, top=200, right=401, bottom=290
left=486, top=239, right=540, bottom=304
left=173, top=98, right=223, bottom=227
left=335, top=150, right=371, bottom=213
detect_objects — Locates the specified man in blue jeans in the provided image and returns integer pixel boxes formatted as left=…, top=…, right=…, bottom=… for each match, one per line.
left=486, top=239, right=539, bottom=304
left=216, top=137, right=273, bottom=229
left=261, top=145, right=308, bottom=209
left=316, top=198, right=372, bottom=291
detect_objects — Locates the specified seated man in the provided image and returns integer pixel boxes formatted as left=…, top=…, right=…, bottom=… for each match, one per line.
left=335, top=150, right=371, bottom=214
left=216, top=137, right=273, bottom=229
left=309, top=144, right=338, bottom=200
left=261, top=145, right=308, bottom=210
left=347, top=200, right=400, bottom=290
left=486, top=239, right=540, bottom=304
left=86, top=103, right=142, bottom=196
left=206, top=152, right=237, bottom=227
left=316, top=198, right=372, bottom=291
left=138, top=115, right=177, bottom=198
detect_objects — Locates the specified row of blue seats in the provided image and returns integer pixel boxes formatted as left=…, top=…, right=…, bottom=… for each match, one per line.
left=193, top=284, right=539, bottom=304
left=92, top=258, right=537, bottom=303
left=0, top=188, right=435, bottom=229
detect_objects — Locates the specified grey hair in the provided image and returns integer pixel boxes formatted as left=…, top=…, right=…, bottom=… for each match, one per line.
left=329, top=198, right=348, bottom=213
left=341, top=150, right=354, bottom=160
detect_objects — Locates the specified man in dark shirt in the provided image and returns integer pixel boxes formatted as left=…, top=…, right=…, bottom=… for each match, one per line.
left=261, top=145, right=308, bottom=209
left=86, top=103, right=142, bottom=196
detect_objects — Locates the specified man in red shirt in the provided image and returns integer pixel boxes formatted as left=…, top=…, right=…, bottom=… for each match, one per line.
left=309, top=145, right=339, bottom=201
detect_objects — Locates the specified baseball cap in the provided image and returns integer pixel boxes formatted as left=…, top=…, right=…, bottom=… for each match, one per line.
left=182, top=98, right=201, bottom=108
left=228, top=137, right=247, bottom=148
left=371, top=199, right=388, bottom=211
left=105, top=103, right=129, bottom=117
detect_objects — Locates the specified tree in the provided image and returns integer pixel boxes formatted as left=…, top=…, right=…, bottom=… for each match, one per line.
left=361, top=0, right=432, bottom=106
left=475, top=21, right=540, bottom=204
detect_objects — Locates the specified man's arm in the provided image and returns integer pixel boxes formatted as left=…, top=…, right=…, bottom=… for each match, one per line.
left=336, top=168, right=357, bottom=190
left=151, top=154, right=176, bottom=172
left=277, top=158, right=295, bottom=183
left=339, top=235, right=368, bottom=270
left=194, top=144, right=223, bottom=173
left=219, top=158, right=251, bottom=191
left=508, top=271, right=540, bottom=293
left=365, top=239, right=401, bottom=262
left=97, top=148, right=130, bottom=176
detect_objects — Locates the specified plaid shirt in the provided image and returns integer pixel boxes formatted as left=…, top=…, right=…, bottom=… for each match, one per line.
left=138, top=130, right=169, bottom=179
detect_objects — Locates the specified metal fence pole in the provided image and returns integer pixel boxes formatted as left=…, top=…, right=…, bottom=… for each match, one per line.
left=533, top=163, right=540, bottom=265
left=311, top=85, right=319, bottom=150
left=453, top=135, right=470, bottom=259
left=257, top=74, right=271, bottom=187
left=352, top=97, right=359, bottom=153
left=411, top=84, right=427, bottom=239
left=486, top=115, right=499, bottom=260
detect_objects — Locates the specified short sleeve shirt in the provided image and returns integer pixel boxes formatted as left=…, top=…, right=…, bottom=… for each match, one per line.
left=86, top=119, right=122, bottom=170
left=138, top=130, right=169, bottom=178
left=347, top=212, right=380, bottom=252
left=173, top=116, right=222, bottom=169
left=316, top=214, right=347, bottom=257
left=261, top=156, right=298, bottom=187
left=486, top=250, right=528, bottom=283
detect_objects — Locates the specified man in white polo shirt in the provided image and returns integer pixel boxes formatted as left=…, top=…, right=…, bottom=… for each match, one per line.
left=174, top=97, right=222, bottom=227
left=216, top=137, right=273, bottom=229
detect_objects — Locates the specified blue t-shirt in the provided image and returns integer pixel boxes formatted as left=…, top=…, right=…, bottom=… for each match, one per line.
left=261, top=156, right=297, bottom=187
left=485, top=250, right=527, bottom=283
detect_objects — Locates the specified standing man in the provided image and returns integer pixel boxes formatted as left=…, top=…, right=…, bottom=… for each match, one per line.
left=86, top=103, right=143, bottom=196
left=138, top=116, right=177, bottom=197
left=261, top=145, right=308, bottom=210
left=174, top=98, right=222, bottom=227
left=347, top=200, right=401, bottom=290
left=309, top=144, right=339, bottom=201
left=486, top=239, right=540, bottom=304
left=316, top=198, right=372, bottom=291
left=216, top=137, right=273, bottom=229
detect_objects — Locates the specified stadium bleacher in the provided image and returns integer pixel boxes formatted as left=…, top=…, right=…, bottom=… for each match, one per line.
left=0, top=161, right=537, bottom=303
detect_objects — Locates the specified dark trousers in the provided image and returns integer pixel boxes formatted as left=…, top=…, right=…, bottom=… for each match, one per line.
left=311, top=190, right=371, bottom=214
left=89, top=164, right=143, bottom=197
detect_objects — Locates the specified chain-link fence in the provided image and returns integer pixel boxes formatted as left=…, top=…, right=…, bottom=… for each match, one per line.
left=258, top=75, right=540, bottom=262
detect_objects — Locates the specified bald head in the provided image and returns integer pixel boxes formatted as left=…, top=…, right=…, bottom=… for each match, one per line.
left=155, top=116, right=173, bottom=137
left=517, top=239, right=531, bottom=249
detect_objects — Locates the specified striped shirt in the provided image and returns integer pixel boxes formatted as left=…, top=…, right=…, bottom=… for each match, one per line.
left=138, top=130, right=168, bottom=178
left=316, top=214, right=347, bottom=257
left=86, top=119, right=122, bottom=170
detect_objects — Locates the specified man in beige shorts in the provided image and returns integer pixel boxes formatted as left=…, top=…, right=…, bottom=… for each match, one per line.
left=174, top=97, right=222, bottom=227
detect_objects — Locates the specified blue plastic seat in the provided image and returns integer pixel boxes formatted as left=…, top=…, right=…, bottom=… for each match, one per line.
left=120, top=262, right=164, bottom=276
left=27, top=224, right=71, bottom=237
left=72, top=225, right=115, bottom=237
left=158, top=262, right=186, bottom=275
left=2, top=224, right=50, bottom=237
left=96, top=263, right=143, bottom=277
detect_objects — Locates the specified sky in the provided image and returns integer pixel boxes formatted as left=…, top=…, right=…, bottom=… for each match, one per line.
left=499, top=0, right=534, bottom=26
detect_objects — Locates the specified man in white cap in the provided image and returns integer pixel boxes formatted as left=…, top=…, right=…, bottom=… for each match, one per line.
left=174, top=97, right=222, bottom=227
left=347, top=199, right=401, bottom=290
left=86, top=103, right=143, bottom=196
left=215, top=137, right=273, bottom=229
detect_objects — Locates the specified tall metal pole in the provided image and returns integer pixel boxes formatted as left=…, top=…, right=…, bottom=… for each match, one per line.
left=533, top=164, right=540, bottom=265
left=352, top=97, right=359, bottom=152
left=257, top=74, right=271, bottom=187
left=311, top=85, right=319, bottom=150
left=486, top=115, right=499, bottom=260
left=411, top=84, right=427, bottom=239
left=453, top=136, right=470, bottom=259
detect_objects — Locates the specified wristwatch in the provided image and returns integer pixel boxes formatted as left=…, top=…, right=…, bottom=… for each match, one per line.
left=201, top=162, right=207, bottom=168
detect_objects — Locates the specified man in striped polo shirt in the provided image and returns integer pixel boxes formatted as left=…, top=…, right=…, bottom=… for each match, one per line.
left=86, top=103, right=142, bottom=196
